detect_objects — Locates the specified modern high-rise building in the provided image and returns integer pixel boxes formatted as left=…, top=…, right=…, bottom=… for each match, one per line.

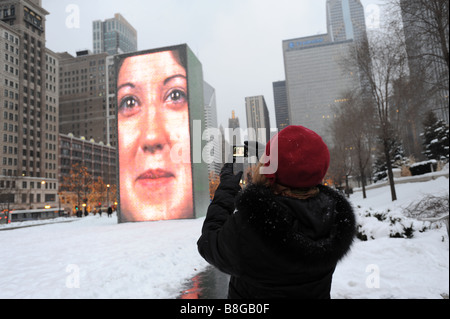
left=327, top=0, right=367, bottom=42
left=272, top=80, right=289, bottom=131
left=0, top=0, right=60, bottom=210
left=245, top=95, right=270, bottom=145
left=203, top=81, right=221, bottom=176
left=93, top=13, right=137, bottom=55
left=400, top=0, right=449, bottom=124
left=283, top=0, right=367, bottom=145
left=64, top=13, right=136, bottom=147
left=228, top=110, right=241, bottom=147
left=57, top=50, right=112, bottom=146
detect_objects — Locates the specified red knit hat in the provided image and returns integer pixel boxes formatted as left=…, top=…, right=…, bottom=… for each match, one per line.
left=261, top=125, right=330, bottom=188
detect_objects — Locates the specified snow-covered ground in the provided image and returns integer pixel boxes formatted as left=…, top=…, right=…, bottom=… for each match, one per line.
left=1, top=174, right=448, bottom=299
left=332, top=175, right=449, bottom=299
left=1, top=215, right=208, bottom=299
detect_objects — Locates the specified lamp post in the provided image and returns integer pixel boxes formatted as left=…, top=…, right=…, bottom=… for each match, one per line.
left=106, top=184, right=110, bottom=208
left=6, top=199, right=10, bottom=224
left=41, top=181, right=46, bottom=210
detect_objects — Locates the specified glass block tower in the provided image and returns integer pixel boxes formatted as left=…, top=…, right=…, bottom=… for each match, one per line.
left=93, top=13, right=137, bottom=55
left=326, top=0, right=367, bottom=43
left=282, top=0, right=367, bottom=145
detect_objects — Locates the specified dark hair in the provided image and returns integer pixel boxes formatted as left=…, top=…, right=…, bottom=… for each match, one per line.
left=251, top=162, right=319, bottom=200
left=116, top=47, right=186, bottom=79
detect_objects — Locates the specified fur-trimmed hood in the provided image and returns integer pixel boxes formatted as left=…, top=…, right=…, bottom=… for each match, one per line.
left=235, top=183, right=356, bottom=265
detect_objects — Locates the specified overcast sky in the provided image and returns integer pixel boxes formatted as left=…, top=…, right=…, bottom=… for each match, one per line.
left=42, top=0, right=385, bottom=130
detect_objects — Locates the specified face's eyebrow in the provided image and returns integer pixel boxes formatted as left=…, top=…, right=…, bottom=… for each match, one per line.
left=117, top=82, right=135, bottom=91
left=164, top=74, right=186, bottom=85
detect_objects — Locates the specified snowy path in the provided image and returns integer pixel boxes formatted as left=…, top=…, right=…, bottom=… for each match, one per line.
left=1, top=215, right=209, bottom=299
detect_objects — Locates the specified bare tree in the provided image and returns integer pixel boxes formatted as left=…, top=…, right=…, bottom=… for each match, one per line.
left=394, top=0, right=449, bottom=77
left=344, top=25, right=411, bottom=201
left=60, top=163, right=94, bottom=210
left=0, top=175, right=28, bottom=210
left=0, top=178, right=16, bottom=211
left=331, top=91, right=376, bottom=199
left=388, top=0, right=449, bottom=122
left=328, top=137, right=353, bottom=197
left=390, top=74, right=428, bottom=159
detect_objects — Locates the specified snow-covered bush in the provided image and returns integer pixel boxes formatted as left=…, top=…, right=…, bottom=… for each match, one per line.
left=421, top=110, right=449, bottom=162
left=356, top=207, right=430, bottom=241
left=403, top=194, right=449, bottom=219
left=409, top=160, right=438, bottom=176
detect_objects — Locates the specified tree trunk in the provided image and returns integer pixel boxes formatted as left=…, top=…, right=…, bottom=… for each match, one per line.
left=359, top=159, right=367, bottom=199
left=383, top=139, right=397, bottom=201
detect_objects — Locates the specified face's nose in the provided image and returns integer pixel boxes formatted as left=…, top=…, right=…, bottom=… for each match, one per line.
left=139, top=105, right=170, bottom=155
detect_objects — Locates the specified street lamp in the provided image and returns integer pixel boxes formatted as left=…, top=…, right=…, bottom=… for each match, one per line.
left=106, top=184, right=110, bottom=208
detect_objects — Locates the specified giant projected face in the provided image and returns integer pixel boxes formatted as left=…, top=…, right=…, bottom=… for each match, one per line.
left=117, top=49, right=193, bottom=222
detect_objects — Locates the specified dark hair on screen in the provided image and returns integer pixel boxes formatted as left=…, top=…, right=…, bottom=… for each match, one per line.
left=116, top=47, right=186, bottom=78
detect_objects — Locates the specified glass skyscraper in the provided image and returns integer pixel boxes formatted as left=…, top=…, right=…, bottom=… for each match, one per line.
left=272, top=80, right=289, bottom=131
left=326, top=0, right=367, bottom=42
left=245, top=95, right=271, bottom=145
left=93, top=13, right=137, bottom=55
left=282, top=0, right=367, bottom=145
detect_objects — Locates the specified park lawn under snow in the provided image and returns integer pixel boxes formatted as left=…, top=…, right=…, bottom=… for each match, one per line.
left=331, top=175, right=449, bottom=299
left=0, top=175, right=448, bottom=299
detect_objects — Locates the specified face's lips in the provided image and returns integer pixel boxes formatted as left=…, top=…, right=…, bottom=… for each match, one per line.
left=136, top=168, right=175, bottom=181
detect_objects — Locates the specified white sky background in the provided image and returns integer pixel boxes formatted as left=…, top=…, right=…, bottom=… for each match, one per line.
left=43, top=0, right=385, bottom=131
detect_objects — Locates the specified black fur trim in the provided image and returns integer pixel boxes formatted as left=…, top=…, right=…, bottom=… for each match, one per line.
left=235, top=184, right=356, bottom=264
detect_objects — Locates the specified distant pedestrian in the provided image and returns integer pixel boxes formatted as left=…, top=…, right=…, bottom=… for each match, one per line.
left=198, top=125, right=356, bottom=299
left=107, top=206, right=113, bottom=218
left=98, top=207, right=102, bottom=217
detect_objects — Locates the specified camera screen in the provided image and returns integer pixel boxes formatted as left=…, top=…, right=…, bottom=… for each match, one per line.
left=233, top=146, right=246, bottom=157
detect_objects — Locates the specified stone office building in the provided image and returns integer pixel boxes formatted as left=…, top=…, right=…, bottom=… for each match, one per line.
left=0, top=0, right=59, bottom=210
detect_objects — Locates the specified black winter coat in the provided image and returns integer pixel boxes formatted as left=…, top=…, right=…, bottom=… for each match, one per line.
left=197, top=176, right=356, bottom=299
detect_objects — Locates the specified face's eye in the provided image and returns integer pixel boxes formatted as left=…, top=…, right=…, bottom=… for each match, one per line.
left=169, top=90, right=183, bottom=101
left=124, top=97, right=137, bottom=108
left=165, top=89, right=187, bottom=109
left=119, top=96, right=140, bottom=116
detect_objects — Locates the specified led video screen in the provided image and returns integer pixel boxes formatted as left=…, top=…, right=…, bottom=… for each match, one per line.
left=115, top=44, right=209, bottom=223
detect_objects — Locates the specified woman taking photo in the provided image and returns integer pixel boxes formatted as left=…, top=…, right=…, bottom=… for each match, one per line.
left=198, top=125, right=356, bottom=299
